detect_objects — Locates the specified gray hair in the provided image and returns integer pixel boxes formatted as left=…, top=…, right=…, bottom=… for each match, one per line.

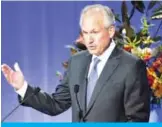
left=79, top=4, right=115, bottom=29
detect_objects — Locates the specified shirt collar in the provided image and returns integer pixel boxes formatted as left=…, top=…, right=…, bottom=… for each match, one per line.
left=92, top=40, right=116, bottom=62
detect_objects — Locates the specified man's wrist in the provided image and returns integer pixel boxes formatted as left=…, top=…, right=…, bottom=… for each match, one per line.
left=15, top=81, right=28, bottom=98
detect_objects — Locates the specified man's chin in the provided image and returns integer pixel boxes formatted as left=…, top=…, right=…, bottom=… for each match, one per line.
left=88, top=50, right=99, bottom=56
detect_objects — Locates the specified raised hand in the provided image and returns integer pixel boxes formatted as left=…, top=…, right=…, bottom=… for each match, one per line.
left=1, top=63, right=25, bottom=90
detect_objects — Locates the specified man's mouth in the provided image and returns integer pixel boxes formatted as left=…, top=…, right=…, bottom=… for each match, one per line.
left=88, top=46, right=96, bottom=50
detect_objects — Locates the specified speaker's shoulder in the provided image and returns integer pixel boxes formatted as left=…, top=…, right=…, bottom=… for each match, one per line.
left=72, top=50, right=90, bottom=59
left=119, top=48, right=141, bottom=63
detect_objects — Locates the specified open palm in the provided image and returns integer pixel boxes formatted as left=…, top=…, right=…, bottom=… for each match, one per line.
left=1, top=63, right=24, bottom=90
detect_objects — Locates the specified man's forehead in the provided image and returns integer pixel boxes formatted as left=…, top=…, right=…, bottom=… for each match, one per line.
left=83, top=12, right=104, bottom=24
left=81, top=23, right=104, bottom=32
left=84, top=9, right=103, bottom=18
left=82, top=15, right=104, bottom=27
left=81, top=11, right=105, bottom=31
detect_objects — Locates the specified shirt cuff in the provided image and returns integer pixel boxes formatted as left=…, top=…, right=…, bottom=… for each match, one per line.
left=15, top=81, right=28, bottom=99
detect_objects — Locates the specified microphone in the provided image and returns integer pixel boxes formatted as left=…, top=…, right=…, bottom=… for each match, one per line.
left=1, top=87, right=41, bottom=122
left=74, top=84, right=83, bottom=121
left=74, top=84, right=79, bottom=93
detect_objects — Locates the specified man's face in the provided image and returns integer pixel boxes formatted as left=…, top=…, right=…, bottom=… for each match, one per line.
left=81, top=12, right=115, bottom=56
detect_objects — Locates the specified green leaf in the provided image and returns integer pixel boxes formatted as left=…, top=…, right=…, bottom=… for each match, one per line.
left=159, top=46, right=162, bottom=52
left=153, top=36, right=162, bottom=42
left=152, top=5, right=162, bottom=13
left=56, top=71, right=62, bottom=76
left=115, top=14, right=121, bottom=23
left=121, top=1, right=130, bottom=25
left=65, top=45, right=78, bottom=54
left=131, top=1, right=145, bottom=13
left=129, top=6, right=135, bottom=20
left=124, top=25, right=136, bottom=39
left=56, top=71, right=63, bottom=81
left=151, top=10, right=162, bottom=19
left=147, top=0, right=157, bottom=11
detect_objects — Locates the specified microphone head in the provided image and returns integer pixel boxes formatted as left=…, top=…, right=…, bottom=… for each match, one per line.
left=74, top=84, right=79, bottom=93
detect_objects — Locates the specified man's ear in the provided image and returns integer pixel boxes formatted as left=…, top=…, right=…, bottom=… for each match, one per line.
left=108, top=25, right=115, bottom=38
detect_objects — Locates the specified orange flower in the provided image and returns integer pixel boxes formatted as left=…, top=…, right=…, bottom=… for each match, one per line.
left=142, top=48, right=152, bottom=61
left=158, top=65, right=162, bottom=73
left=151, top=79, right=158, bottom=90
left=143, top=55, right=152, bottom=61
left=123, top=45, right=133, bottom=52
left=147, top=67, right=155, bottom=76
left=151, top=77, right=162, bottom=98
left=154, top=84, right=162, bottom=98
left=147, top=74, right=155, bottom=86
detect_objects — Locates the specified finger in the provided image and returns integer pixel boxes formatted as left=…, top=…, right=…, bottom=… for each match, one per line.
left=1, top=64, right=14, bottom=75
left=14, top=62, right=22, bottom=72
left=1, top=64, right=14, bottom=82
left=1, top=70, right=9, bottom=80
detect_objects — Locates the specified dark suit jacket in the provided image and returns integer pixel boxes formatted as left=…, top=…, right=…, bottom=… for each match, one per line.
left=19, top=46, right=150, bottom=122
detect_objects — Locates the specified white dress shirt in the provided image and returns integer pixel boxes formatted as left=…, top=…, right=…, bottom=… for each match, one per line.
left=88, top=40, right=116, bottom=79
left=16, top=40, right=116, bottom=98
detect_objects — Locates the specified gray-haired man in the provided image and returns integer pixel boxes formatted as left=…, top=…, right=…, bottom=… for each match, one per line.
left=2, top=4, right=150, bottom=122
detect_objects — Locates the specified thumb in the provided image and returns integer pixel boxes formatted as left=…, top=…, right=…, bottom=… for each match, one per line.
left=14, top=62, right=22, bottom=73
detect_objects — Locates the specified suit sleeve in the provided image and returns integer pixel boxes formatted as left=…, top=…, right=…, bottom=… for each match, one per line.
left=18, top=59, right=72, bottom=116
left=124, top=59, right=150, bottom=122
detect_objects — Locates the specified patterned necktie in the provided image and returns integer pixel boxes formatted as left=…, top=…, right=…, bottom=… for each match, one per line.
left=87, top=57, right=100, bottom=107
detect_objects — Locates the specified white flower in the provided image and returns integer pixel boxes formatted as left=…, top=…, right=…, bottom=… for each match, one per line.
left=142, top=48, right=152, bottom=54
left=122, top=29, right=126, bottom=36
left=131, top=47, right=142, bottom=57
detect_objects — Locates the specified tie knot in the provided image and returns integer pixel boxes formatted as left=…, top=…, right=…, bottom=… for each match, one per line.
left=93, top=57, right=100, bottom=64
left=93, top=57, right=100, bottom=70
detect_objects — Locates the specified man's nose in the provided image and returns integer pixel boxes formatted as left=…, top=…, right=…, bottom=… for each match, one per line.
left=87, top=35, right=94, bottom=44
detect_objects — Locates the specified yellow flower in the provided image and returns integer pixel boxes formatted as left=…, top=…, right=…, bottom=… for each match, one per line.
left=142, top=36, right=154, bottom=44
left=131, top=47, right=142, bottom=57
left=151, top=79, right=158, bottom=90
left=154, top=84, right=162, bottom=98
left=147, top=68, right=156, bottom=78
left=141, top=48, right=152, bottom=60
left=151, top=77, right=162, bottom=98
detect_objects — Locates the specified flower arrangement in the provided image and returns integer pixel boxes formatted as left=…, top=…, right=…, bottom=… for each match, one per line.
left=118, top=1, right=162, bottom=107
left=122, top=16, right=162, bottom=107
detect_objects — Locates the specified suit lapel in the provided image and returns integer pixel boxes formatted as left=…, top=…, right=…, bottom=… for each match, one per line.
left=84, top=46, right=122, bottom=116
left=77, top=51, right=92, bottom=115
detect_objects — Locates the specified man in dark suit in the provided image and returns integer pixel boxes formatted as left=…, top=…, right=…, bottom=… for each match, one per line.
left=1, top=4, right=150, bottom=122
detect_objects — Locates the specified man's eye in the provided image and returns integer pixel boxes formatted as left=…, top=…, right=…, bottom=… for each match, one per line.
left=82, top=31, right=88, bottom=34
left=92, top=31, right=99, bottom=34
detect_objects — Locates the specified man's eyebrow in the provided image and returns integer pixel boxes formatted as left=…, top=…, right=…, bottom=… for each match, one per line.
left=82, top=30, right=88, bottom=33
left=82, top=29, right=98, bottom=33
